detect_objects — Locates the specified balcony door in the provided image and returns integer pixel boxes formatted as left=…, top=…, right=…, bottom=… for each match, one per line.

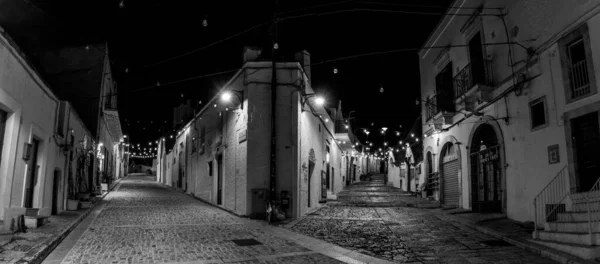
left=468, top=32, right=486, bottom=85
left=435, top=62, right=455, bottom=112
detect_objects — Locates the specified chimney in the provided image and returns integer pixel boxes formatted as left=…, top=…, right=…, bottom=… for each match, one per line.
left=243, top=46, right=262, bottom=64
left=294, top=50, right=311, bottom=86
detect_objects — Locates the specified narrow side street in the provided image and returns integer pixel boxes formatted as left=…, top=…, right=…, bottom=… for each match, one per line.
left=42, top=175, right=349, bottom=264
left=286, top=174, right=558, bottom=264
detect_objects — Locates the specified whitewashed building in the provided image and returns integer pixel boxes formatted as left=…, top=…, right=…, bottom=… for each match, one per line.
left=156, top=48, right=352, bottom=218
left=419, top=0, right=600, bottom=258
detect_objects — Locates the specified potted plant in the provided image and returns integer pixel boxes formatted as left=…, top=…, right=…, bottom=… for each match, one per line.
left=101, top=173, right=109, bottom=192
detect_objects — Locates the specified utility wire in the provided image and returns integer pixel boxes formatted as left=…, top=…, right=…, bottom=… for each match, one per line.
left=354, top=0, right=501, bottom=10
left=87, top=39, right=537, bottom=100
left=278, top=8, right=501, bottom=22
left=276, top=0, right=356, bottom=16
left=143, top=22, right=270, bottom=68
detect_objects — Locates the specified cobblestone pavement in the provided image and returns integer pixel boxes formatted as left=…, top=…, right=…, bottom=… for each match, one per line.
left=290, top=206, right=557, bottom=264
left=49, top=175, right=345, bottom=264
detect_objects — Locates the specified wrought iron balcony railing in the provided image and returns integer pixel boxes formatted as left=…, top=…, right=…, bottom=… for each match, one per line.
left=426, top=90, right=455, bottom=121
left=454, top=62, right=493, bottom=98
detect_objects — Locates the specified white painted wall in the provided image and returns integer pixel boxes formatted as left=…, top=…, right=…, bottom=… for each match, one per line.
left=419, top=0, right=600, bottom=222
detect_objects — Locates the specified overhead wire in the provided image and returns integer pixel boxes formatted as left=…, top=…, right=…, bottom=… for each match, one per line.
left=142, top=21, right=271, bottom=68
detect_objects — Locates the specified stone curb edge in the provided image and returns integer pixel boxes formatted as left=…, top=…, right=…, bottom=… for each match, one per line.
left=17, top=177, right=124, bottom=264
left=439, top=213, right=598, bottom=264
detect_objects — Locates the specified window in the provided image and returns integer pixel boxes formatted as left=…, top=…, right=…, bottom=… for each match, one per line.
left=433, top=62, right=455, bottom=113
left=559, top=23, right=597, bottom=102
left=530, top=96, right=548, bottom=130
left=199, top=126, right=205, bottom=155
left=208, top=161, right=213, bottom=176
left=57, top=102, right=67, bottom=137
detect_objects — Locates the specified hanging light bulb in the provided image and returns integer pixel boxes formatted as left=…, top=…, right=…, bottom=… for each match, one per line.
left=214, top=104, right=217, bottom=108
left=157, top=81, right=160, bottom=86
left=125, top=68, right=129, bottom=73
left=380, top=85, right=384, bottom=93
left=333, top=67, right=338, bottom=74
left=273, top=43, right=279, bottom=50
left=202, top=16, right=208, bottom=27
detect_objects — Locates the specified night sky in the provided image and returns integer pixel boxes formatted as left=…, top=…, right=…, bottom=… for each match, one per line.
left=1, top=0, right=453, bottom=148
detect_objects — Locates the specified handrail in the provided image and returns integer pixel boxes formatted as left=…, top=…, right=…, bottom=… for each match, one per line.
left=533, top=165, right=569, bottom=239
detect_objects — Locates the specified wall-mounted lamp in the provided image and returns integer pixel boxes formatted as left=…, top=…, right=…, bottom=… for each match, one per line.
left=221, top=90, right=244, bottom=110
left=301, top=93, right=324, bottom=112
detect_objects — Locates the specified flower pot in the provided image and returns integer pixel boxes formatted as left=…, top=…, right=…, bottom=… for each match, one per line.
left=67, top=199, right=79, bottom=211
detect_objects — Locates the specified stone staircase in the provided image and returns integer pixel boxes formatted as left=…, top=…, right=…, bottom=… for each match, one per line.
left=335, top=174, right=440, bottom=208
left=532, top=190, right=600, bottom=260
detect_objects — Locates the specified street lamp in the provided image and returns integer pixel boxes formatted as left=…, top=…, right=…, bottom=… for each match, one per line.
left=301, top=93, right=325, bottom=112
left=221, top=90, right=244, bottom=110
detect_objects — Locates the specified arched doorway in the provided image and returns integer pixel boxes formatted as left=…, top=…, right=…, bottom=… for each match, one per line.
left=469, top=123, right=503, bottom=213
left=440, top=142, right=460, bottom=207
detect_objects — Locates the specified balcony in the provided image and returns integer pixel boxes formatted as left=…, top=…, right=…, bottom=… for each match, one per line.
left=426, top=90, right=455, bottom=124
left=453, top=62, right=494, bottom=110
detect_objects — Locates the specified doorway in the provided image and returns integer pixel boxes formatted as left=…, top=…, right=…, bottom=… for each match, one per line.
left=24, top=138, right=40, bottom=208
left=441, top=143, right=460, bottom=208
left=178, top=150, right=184, bottom=188
left=571, top=112, right=600, bottom=192
left=52, top=170, right=61, bottom=215
left=326, top=146, right=330, bottom=190
left=469, top=31, right=487, bottom=85
left=216, top=154, right=223, bottom=205
left=470, top=124, right=503, bottom=213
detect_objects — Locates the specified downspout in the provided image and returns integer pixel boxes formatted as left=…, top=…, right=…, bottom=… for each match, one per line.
left=269, top=2, right=278, bottom=201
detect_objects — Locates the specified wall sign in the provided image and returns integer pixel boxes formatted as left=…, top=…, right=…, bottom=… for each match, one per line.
left=238, top=129, right=247, bottom=143
left=548, top=144, right=559, bottom=164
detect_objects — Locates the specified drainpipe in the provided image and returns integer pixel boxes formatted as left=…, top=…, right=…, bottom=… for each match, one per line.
left=269, top=1, right=278, bottom=201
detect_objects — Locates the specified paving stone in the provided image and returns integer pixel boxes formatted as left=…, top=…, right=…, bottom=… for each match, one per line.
left=289, top=203, right=558, bottom=263
left=55, top=175, right=338, bottom=264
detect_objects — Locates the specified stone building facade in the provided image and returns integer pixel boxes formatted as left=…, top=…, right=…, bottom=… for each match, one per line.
left=419, top=0, right=600, bottom=258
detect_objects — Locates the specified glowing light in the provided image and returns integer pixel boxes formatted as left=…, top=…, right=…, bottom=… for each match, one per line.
left=325, top=118, right=329, bottom=122
left=314, top=97, right=325, bottom=106
left=345, top=125, right=348, bottom=129
left=411, top=133, right=414, bottom=137
left=124, top=135, right=128, bottom=138
left=221, top=91, right=232, bottom=102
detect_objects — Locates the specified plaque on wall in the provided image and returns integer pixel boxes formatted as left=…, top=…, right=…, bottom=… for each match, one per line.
left=238, top=129, right=247, bottom=143
left=548, top=144, right=559, bottom=164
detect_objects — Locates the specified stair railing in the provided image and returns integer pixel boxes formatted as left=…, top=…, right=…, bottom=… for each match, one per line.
left=533, top=165, right=569, bottom=239
left=584, top=176, right=600, bottom=245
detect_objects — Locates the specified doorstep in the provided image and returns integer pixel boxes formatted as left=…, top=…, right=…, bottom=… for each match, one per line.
left=0, top=177, right=124, bottom=264
left=437, top=211, right=600, bottom=264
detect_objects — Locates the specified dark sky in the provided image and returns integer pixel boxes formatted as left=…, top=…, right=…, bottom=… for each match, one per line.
left=1, top=0, right=453, bottom=148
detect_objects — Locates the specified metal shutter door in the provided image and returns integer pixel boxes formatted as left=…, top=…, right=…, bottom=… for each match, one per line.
left=442, top=160, right=460, bottom=207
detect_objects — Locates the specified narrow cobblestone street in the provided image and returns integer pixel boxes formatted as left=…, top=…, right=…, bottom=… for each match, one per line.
left=289, top=206, right=557, bottom=264
left=42, top=175, right=347, bottom=264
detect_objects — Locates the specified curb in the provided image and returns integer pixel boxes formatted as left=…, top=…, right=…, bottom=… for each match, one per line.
left=439, top=213, right=598, bottom=264
left=17, top=177, right=124, bottom=264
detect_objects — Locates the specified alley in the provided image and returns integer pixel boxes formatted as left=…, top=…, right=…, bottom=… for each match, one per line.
left=42, top=175, right=346, bottom=264
left=289, top=206, right=557, bottom=264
